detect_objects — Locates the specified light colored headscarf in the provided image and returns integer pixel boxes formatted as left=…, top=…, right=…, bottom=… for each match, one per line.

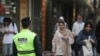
left=59, top=16, right=64, bottom=21
left=56, top=16, right=67, bottom=30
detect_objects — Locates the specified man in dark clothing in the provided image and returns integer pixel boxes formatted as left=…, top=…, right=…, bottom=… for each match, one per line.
left=13, top=17, right=42, bottom=56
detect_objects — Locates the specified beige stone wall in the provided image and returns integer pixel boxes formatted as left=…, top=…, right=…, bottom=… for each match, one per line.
left=20, top=0, right=28, bottom=30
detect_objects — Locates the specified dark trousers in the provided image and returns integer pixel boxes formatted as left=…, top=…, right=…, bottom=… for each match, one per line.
left=72, top=37, right=80, bottom=56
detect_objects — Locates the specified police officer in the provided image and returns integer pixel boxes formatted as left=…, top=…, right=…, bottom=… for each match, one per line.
left=13, top=17, right=42, bottom=56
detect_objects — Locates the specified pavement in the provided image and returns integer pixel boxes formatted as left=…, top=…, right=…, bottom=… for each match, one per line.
left=42, top=50, right=100, bottom=56
left=0, top=50, right=100, bottom=56
left=42, top=51, right=52, bottom=56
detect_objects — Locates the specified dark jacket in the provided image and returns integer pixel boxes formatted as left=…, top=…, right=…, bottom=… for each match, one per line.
left=76, top=30, right=97, bottom=56
left=13, top=35, right=42, bottom=56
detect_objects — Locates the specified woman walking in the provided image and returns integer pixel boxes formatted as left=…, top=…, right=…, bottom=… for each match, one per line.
left=52, top=21, right=74, bottom=56
left=76, top=22, right=97, bottom=56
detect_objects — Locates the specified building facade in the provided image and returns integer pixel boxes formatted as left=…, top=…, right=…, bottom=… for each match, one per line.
left=0, top=0, right=99, bottom=52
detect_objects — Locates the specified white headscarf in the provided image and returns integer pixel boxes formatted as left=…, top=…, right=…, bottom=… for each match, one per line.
left=59, top=16, right=64, bottom=22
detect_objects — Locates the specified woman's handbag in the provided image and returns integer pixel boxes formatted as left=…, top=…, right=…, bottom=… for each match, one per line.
left=82, top=40, right=93, bottom=56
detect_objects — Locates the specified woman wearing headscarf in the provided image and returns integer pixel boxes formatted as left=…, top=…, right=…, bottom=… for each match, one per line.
left=76, top=22, right=97, bottom=56
left=54, top=16, right=68, bottom=32
left=52, top=21, right=74, bottom=56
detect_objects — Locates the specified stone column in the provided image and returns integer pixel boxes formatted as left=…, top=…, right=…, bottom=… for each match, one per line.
left=42, top=0, right=46, bottom=50
left=20, top=0, right=28, bottom=30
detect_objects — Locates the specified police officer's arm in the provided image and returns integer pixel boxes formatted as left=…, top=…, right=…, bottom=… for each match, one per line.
left=34, top=35, right=42, bottom=56
left=13, top=41, right=17, bottom=56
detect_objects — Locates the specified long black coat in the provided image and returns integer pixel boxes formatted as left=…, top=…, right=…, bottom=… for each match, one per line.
left=76, top=30, right=97, bottom=56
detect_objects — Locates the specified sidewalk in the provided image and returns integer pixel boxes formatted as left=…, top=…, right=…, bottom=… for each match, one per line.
left=42, top=50, right=100, bottom=56
left=42, top=51, right=52, bottom=56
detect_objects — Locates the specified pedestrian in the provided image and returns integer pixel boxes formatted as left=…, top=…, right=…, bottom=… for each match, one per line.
left=13, top=17, right=42, bottom=56
left=2, top=17, right=18, bottom=56
left=76, top=22, right=97, bottom=56
left=52, top=21, right=74, bottom=56
left=54, top=16, right=68, bottom=33
left=87, top=19, right=95, bottom=31
left=95, top=20, right=100, bottom=55
left=72, top=14, right=85, bottom=56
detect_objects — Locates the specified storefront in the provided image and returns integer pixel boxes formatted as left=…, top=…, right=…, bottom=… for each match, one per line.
left=0, top=0, right=47, bottom=51
left=0, top=0, right=97, bottom=52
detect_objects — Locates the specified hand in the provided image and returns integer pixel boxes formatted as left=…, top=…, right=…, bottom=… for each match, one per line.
left=9, top=32, right=16, bottom=34
left=4, top=31, right=10, bottom=34
left=90, top=39, right=95, bottom=43
left=4, top=31, right=15, bottom=34
left=73, top=34, right=77, bottom=37
left=62, top=37, right=69, bottom=41
left=52, top=52, right=55, bottom=56
left=4, top=30, right=10, bottom=34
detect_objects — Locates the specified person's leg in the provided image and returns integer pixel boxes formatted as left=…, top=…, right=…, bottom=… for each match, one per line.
left=72, top=50, right=75, bottom=56
left=3, top=44, right=8, bottom=56
left=8, top=44, right=13, bottom=56
left=75, top=44, right=78, bottom=56
left=75, top=37, right=80, bottom=56
left=73, top=37, right=79, bottom=56
left=71, top=38, right=76, bottom=56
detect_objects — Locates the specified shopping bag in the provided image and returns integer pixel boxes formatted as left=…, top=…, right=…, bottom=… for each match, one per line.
left=82, top=40, right=93, bottom=56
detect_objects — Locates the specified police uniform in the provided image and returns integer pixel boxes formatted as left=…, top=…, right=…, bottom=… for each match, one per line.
left=13, top=29, right=42, bottom=56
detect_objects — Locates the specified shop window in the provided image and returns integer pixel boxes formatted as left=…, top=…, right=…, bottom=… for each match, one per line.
left=0, top=0, right=17, bottom=19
